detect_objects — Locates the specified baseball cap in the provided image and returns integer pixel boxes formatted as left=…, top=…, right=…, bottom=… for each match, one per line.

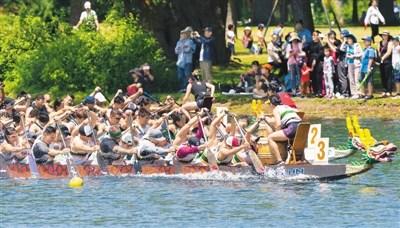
left=83, top=96, right=95, bottom=105
left=361, top=36, right=372, bottom=42
left=79, top=125, right=93, bottom=137
left=225, top=136, right=241, bottom=147
left=340, top=29, right=350, bottom=36
left=188, top=136, right=201, bottom=146
left=109, top=126, right=122, bottom=139
left=145, top=129, right=166, bottom=141
left=121, top=133, right=133, bottom=145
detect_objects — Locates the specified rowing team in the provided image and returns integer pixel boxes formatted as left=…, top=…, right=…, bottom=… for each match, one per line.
left=0, top=87, right=302, bottom=168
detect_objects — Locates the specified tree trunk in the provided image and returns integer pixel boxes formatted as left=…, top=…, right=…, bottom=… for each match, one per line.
left=69, top=0, right=85, bottom=25
left=290, top=0, right=314, bottom=31
left=279, top=0, right=288, bottom=24
left=131, top=0, right=229, bottom=65
left=379, top=0, right=397, bottom=25
left=251, top=0, right=273, bottom=25
left=352, top=0, right=358, bottom=23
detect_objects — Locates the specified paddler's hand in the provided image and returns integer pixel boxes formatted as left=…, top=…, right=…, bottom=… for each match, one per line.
left=62, top=148, right=71, bottom=155
left=93, top=145, right=100, bottom=151
left=242, top=142, right=251, bottom=150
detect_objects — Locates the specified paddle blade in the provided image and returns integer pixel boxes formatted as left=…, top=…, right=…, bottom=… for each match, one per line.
left=206, top=150, right=219, bottom=171
left=248, top=151, right=264, bottom=174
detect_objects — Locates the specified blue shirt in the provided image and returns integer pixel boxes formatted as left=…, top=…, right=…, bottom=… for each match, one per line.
left=297, top=28, right=312, bottom=46
left=175, top=38, right=196, bottom=68
left=361, top=47, right=375, bottom=73
left=346, top=45, right=355, bottom=64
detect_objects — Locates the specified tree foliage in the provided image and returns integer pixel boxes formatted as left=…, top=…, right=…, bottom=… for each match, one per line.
left=1, top=14, right=174, bottom=96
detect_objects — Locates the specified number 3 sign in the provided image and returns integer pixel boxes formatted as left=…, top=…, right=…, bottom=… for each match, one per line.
left=314, top=138, right=329, bottom=164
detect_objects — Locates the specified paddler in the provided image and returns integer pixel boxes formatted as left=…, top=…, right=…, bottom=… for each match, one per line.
left=0, top=127, right=30, bottom=163
left=99, top=127, right=137, bottom=165
left=70, top=124, right=99, bottom=165
left=265, top=95, right=302, bottom=165
left=32, top=125, right=69, bottom=164
left=138, top=129, right=175, bottom=160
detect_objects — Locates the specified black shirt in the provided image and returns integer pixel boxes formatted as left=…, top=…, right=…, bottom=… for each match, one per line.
left=100, top=137, right=121, bottom=164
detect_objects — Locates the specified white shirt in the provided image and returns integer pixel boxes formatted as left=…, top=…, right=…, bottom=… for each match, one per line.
left=364, top=6, right=385, bottom=25
left=79, top=10, right=98, bottom=21
left=393, top=45, right=400, bottom=70
left=226, top=30, right=235, bottom=44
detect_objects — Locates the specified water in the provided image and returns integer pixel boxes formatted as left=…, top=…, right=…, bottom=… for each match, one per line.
left=0, top=119, right=399, bottom=227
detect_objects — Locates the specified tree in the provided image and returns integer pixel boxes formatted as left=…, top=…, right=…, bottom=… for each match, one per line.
left=290, top=0, right=314, bottom=31
left=352, top=0, right=359, bottom=23
left=128, top=0, right=229, bottom=65
left=251, top=0, right=274, bottom=24
left=70, top=0, right=85, bottom=25
left=379, top=0, right=397, bottom=25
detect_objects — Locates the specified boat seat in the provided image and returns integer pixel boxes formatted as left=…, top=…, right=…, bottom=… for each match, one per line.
left=286, top=122, right=310, bottom=164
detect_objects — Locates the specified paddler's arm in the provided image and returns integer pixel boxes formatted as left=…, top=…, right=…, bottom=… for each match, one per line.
left=48, top=148, right=69, bottom=157
left=113, top=146, right=137, bottom=155
left=205, top=83, right=215, bottom=97
left=208, top=113, right=226, bottom=143
left=222, top=142, right=250, bottom=155
left=70, top=137, right=99, bottom=154
left=265, top=108, right=280, bottom=129
left=173, top=115, right=198, bottom=146
left=151, top=113, right=169, bottom=129
left=2, top=143, right=30, bottom=153
left=182, top=84, right=192, bottom=104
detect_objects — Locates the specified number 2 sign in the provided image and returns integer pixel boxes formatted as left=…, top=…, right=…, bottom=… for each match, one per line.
left=308, top=124, right=321, bottom=148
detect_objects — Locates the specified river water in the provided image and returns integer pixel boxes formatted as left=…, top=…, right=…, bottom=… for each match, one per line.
left=0, top=119, right=399, bottom=227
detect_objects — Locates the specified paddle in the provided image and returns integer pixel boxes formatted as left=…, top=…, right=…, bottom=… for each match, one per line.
left=197, top=115, right=218, bottom=171
left=86, top=111, right=108, bottom=173
left=56, top=122, right=81, bottom=182
left=21, top=115, right=39, bottom=178
left=231, top=115, right=265, bottom=174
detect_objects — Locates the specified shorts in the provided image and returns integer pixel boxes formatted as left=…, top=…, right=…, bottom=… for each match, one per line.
left=359, top=72, right=373, bottom=84
left=301, top=75, right=310, bottom=83
left=394, top=69, right=400, bottom=82
left=282, top=122, right=300, bottom=139
left=177, top=152, right=197, bottom=162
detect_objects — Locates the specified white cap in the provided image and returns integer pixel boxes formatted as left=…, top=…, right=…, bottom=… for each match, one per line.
left=121, top=133, right=133, bottom=145
left=84, top=1, right=91, bottom=9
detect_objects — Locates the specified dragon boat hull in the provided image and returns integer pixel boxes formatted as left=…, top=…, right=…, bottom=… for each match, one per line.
left=0, top=160, right=372, bottom=181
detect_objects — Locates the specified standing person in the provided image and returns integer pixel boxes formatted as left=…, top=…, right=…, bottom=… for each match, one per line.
left=337, top=29, right=351, bottom=98
left=286, top=35, right=304, bottom=96
left=175, top=27, right=196, bottom=92
left=307, top=31, right=324, bottom=97
left=295, top=20, right=312, bottom=48
left=300, top=62, right=312, bottom=97
left=193, top=27, right=215, bottom=83
left=73, top=1, right=99, bottom=32
left=242, top=27, right=253, bottom=53
left=378, top=31, right=394, bottom=97
left=325, top=31, right=342, bottom=95
left=226, top=24, right=236, bottom=59
left=359, top=36, right=376, bottom=99
left=256, top=24, right=267, bottom=54
left=323, top=46, right=335, bottom=99
left=392, top=36, right=400, bottom=98
left=364, top=0, right=385, bottom=43
left=342, top=33, right=363, bottom=99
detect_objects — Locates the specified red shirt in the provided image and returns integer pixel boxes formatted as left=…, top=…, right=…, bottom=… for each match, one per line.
left=278, top=92, right=297, bottom=108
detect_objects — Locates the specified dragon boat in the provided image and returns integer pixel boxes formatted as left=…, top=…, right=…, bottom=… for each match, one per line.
left=0, top=121, right=376, bottom=181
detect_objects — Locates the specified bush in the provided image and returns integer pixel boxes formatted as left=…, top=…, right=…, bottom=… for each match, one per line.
left=2, top=14, right=175, bottom=98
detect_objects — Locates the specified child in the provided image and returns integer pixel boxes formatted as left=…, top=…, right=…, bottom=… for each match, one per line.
left=359, top=36, right=376, bottom=99
left=323, top=46, right=335, bottom=98
left=226, top=24, right=235, bottom=58
left=392, top=36, right=400, bottom=98
left=300, top=62, right=312, bottom=97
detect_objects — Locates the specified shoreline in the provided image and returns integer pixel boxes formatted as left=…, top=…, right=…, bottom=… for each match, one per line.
left=215, top=97, right=400, bottom=120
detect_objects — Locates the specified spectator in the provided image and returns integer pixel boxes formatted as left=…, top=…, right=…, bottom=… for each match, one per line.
left=342, top=33, right=363, bottom=99
left=175, top=27, right=196, bottom=91
left=392, top=36, right=400, bottom=98
left=286, top=34, right=305, bottom=96
left=364, top=0, right=385, bottom=43
left=378, top=31, right=394, bottom=97
left=267, top=34, right=283, bottom=69
left=193, top=27, right=215, bottom=83
left=238, top=61, right=261, bottom=93
left=306, top=31, right=324, bottom=97
left=242, top=27, right=254, bottom=53
left=73, top=1, right=99, bottom=32
left=300, top=61, right=312, bottom=97
left=337, top=29, right=351, bottom=98
left=226, top=24, right=236, bottom=59
left=295, top=20, right=312, bottom=48
left=255, top=24, right=267, bottom=54
left=323, top=46, right=335, bottom=99
left=139, top=63, right=155, bottom=92
left=359, top=36, right=376, bottom=99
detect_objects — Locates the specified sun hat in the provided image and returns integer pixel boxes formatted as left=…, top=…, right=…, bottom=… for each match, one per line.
left=121, top=133, right=133, bottom=145
left=84, top=1, right=91, bottom=9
